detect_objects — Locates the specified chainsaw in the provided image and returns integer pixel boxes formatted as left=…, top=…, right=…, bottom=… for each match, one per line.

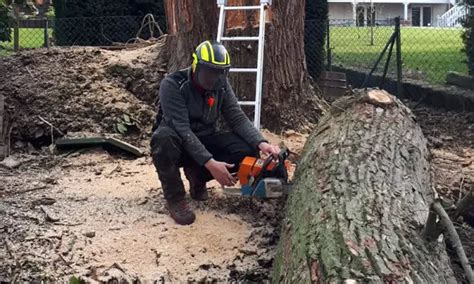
left=222, top=148, right=293, bottom=198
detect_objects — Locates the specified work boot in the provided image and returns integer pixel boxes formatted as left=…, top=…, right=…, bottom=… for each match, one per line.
left=165, top=199, right=196, bottom=225
left=184, top=167, right=209, bottom=201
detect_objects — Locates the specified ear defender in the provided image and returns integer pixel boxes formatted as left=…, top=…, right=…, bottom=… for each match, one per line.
left=192, top=53, right=198, bottom=72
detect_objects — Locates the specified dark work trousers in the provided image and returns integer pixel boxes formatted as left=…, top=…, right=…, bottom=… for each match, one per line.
left=150, top=126, right=259, bottom=201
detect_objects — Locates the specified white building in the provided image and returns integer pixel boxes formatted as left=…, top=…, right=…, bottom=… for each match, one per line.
left=328, top=0, right=469, bottom=27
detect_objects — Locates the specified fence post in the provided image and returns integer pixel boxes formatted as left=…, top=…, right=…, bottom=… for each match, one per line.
left=43, top=17, right=49, bottom=48
left=326, top=19, right=331, bottom=71
left=395, top=16, right=403, bottom=97
left=13, top=5, right=19, bottom=52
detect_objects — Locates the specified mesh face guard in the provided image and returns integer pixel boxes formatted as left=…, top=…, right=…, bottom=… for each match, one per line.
left=195, top=63, right=229, bottom=91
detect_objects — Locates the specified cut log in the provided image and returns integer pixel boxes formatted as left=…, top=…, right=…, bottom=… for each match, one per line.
left=272, top=89, right=457, bottom=282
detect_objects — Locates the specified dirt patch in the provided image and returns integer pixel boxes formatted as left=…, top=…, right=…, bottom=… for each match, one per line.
left=0, top=38, right=168, bottom=152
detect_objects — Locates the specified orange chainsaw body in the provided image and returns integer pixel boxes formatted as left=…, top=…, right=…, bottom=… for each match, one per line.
left=238, top=156, right=291, bottom=185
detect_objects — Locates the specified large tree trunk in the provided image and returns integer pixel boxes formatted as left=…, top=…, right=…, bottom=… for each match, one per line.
left=272, top=89, right=457, bottom=282
left=163, top=0, right=326, bottom=131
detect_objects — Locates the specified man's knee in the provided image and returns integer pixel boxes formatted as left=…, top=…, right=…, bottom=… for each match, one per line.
left=150, top=127, right=183, bottom=168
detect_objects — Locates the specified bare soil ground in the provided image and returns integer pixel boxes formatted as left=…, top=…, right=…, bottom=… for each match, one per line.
left=0, top=41, right=472, bottom=282
left=0, top=131, right=305, bottom=282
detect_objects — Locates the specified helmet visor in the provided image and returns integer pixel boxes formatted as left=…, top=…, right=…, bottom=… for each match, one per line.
left=196, top=64, right=229, bottom=91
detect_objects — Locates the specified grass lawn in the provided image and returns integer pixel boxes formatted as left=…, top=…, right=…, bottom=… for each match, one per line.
left=329, top=26, right=468, bottom=84
left=0, top=28, right=51, bottom=56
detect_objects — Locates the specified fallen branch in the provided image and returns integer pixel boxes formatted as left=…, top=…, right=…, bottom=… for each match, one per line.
left=5, top=238, right=17, bottom=262
left=15, top=185, right=48, bottom=194
left=55, top=222, right=83, bottom=227
left=25, top=66, right=35, bottom=79
left=58, top=253, right=75, bottom=270
left=5, top=238, right=21, bottom=270
left=107, top=163, right=121, bottom=176
left=432, top=201, right=474, bottom=284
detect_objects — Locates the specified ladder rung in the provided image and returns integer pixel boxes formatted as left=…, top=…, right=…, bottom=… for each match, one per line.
left=230, top=68, right=258, bottom=73
left=238, top=101, right=256, bottom=106
left=223, top=6, right=261, bottom=11
left=221, top=36, right=259, bottom=41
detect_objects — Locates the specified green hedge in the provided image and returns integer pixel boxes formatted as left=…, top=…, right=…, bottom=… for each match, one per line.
left=305, top=0, right=328, bottom=80
left=52, top=0, right=165, bottom=46
left=462, top=1, right=473, bottom=75
left=0, top=0, right=11, bottom=42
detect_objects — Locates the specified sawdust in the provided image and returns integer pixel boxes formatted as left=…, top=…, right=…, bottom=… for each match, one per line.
left=51, top=150, right=251, bottom=281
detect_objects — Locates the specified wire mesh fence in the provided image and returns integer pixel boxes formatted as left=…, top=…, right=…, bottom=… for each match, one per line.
left=305, top=18, right=469, bottom=85
left=53, top=14, right=166, bottom=46
left=0, top=15, right=166, bottom=57
left=0, top=18, right=49, bottom=56
left=0, top=14, right=469, bottom=86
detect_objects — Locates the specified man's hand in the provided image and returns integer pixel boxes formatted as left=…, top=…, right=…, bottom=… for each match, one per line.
left=258, top=142, right=281, bottom=157
left=205, top=159, right=236, bottom=186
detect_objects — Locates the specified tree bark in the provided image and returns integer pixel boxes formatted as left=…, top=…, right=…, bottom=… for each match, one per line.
left=272, top=89, right=457, bottom=283
left=163, top=0, right=327, bottom=131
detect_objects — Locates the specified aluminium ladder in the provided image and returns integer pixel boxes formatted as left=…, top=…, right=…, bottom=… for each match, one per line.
left=216, top=0, right=272, bottom=129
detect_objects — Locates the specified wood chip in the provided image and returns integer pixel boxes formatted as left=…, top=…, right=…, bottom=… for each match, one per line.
left=367, top=89, right=393, bottom=105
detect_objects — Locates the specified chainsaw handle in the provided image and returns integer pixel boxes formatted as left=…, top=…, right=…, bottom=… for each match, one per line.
left=260, top=154, right=274, bottom=172
left=260, top=147, right=289, bottom=175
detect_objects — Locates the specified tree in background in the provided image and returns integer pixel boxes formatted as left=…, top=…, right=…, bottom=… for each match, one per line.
left=163, top=0, right=326, bottom=131
left=0, top=0, right=12, bottom=42
left=462, top=0, right=473, bottom=75
left=304, top=0, right=328, bottom=80
left=52, top=0, right=165, bottom=46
